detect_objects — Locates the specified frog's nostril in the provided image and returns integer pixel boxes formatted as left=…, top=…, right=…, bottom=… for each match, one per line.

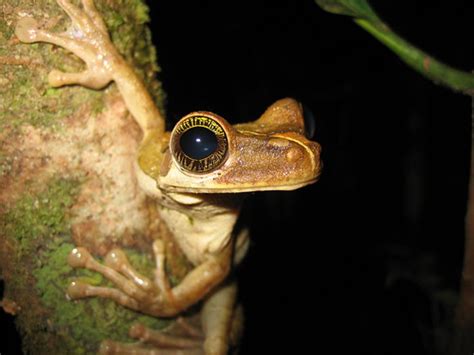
left=267, top=137, right=290, bottom=148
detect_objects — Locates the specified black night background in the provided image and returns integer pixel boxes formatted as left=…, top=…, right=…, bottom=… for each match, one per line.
left=1, top=0, right=474, bottom=354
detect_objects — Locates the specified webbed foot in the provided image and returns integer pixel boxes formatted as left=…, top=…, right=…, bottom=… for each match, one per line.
left=15, top=0, right=121, bottom=89
left=66, top=240, right=179, bottom=316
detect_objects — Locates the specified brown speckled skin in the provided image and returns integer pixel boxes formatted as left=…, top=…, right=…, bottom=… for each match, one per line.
left=157, top=99, right=321, bottom=193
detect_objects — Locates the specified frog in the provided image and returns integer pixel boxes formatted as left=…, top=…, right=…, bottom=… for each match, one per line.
left=15, top=1, right=322, bottom=354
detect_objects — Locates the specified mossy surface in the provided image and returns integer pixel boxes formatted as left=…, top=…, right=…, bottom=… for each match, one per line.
left=33, top=242, right=169, bottom=354
left=1, top=178, right=80, bottom=257
left=0, top=0, right=164, bottom=130
left=1, top=177, right=169, bottom=353
left=95, top=0, right=166, bottom=114
left=0, top=0, right=169, bottom=353
left=0, top=0, right=105, bottom=129
left=0, top=177, right=81, bottom=353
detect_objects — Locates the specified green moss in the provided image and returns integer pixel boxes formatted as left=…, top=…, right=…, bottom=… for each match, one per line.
left=1, top=0, right=169, bottom=351
left=0, top=18, right=14, bottom=42
left=0, top=0, right=109, bottom=129
left=1, top=177, right=169, bottom=353
left=33, top=242, right=169, bottom=354
left=134, top=1, right=151, bottom=24
left=97, top=0, right=166, bottom=114
left=0, top=151, right=12, bottom=176
left=1, top=178, right=80, bottom=256
left=0, top=177, right=81, bottom=353
left=0, top=58, right=105, bottom=129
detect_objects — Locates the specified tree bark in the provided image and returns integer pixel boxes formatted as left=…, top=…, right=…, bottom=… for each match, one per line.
left=0, top=1, right=188, bottom=353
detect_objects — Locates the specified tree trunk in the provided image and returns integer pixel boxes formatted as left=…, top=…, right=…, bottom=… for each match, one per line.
left=0, top=1, right=188, bottom=353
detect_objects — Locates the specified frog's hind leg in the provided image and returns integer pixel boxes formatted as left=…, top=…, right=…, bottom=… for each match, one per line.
left=99, top=341, right=203, bottom=355
left=97, top=282, right=241, bottom=355
left=99, top=320, right=204, bottom=355
left=99, top=289, right=243, bottom=355
left=201, top=281, right=241, bottom=355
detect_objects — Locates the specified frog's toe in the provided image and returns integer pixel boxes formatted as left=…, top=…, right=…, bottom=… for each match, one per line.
left=68, top=247, right=93, bottom=268
left=48, top=69, right=92, bottom=88
left=99, top=339, right=203, bottom=355
left=15, top=18, right=41, bottom=43
left=129, top=322, right=203, bottom=348
left=56, top=0, right=89, bottom=27
left=81, top=0, right=108, bottom=33
left=104, top=248, right=130, bottom=270
left=66, top=280, right=91, bottom=299
left=48, top=68, right=111, bottom=89
left=104, top=248, right=155, bottom=291
left=98, top=322, right=204, bottom=355
left=66, top=280, right=142, bottom=310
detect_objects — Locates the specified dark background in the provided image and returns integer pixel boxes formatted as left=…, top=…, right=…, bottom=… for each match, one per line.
left=2, top=0, right=473, bottom=354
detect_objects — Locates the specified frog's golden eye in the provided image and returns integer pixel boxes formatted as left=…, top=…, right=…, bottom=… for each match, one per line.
left=170, top=114, right=229, bottom=173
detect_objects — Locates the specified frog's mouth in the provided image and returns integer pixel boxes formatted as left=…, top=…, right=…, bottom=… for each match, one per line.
left=161, top=176, right=320, bottom=194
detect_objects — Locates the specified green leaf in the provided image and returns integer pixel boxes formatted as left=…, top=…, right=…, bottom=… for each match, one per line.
left=315, top=0, right=380, bottom=22
left=315, top=0, right=474, bottom=94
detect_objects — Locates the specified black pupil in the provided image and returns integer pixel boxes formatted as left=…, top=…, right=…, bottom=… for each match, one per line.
left=179, top=127, right=218, bottom=160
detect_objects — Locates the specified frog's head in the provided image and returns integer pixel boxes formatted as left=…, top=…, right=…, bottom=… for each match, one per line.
left=142, top=98, right=322, bottom=194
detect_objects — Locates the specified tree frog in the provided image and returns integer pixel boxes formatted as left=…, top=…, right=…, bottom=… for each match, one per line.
left=15, top=0, right=322, bottom=354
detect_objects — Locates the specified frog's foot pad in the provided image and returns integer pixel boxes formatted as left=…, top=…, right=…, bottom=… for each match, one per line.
left=99, top=322, right=204, bottom=355
left=66, top=241, right=174, bottom=315
left=15, top=0, right=116, bottom=89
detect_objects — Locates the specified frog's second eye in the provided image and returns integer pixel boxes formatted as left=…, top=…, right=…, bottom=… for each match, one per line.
left=302, top=103, right=316, bottom=139
left=171, top=115, right=228, bottom=173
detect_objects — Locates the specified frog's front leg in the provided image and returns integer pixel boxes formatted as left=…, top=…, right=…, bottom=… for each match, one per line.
left=15, top=0, right=115, bottom=89
left=67, top=240, right=233, bottom=354
left=15, top=0, right=164, bottom=135
left=67, top=240, right=231, bottom=317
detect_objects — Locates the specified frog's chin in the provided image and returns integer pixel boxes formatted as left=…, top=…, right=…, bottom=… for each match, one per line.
left=160, top=177, right=318, bottom=194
